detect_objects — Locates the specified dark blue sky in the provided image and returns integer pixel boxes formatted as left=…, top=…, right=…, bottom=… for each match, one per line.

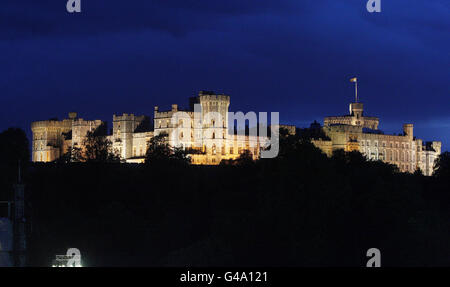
left=1, top=0, right=449, bottom=150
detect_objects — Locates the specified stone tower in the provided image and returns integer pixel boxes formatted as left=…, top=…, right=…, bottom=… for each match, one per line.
left=403, top=124, right=414, bottom=140
left=198, top=91, right=230, bottom=151
left=112, top=114, right=147, bottom=159
left=349, top=102, right=364, bottom=119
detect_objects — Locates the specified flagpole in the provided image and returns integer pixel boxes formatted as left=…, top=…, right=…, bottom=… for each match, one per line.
left=355, top=79, right=358, bottom=103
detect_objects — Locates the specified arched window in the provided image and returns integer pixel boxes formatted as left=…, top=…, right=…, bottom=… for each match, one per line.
left=212, top=132, right=215, bottom=139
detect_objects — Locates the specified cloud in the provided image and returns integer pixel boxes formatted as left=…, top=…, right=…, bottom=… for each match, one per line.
left=0, top=0, right=308, bottom=39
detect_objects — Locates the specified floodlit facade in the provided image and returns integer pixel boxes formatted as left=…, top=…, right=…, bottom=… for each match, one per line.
left=312, top=101, right=441, bottom=176
left=31, top=91, right=293, bottom=165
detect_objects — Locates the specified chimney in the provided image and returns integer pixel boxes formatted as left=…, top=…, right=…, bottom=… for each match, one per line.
left=172, top=104, right=178, bottom=112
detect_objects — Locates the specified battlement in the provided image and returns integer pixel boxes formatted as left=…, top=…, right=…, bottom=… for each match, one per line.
left=31, top=119, right=72, bottom=130
left=198, top=91, right=230, bottom=103
left=324, top=124, right=362, bottom=134
left=73, top=119, right=103, bottom=126
left=154, top=109, right=194, bottom=119
left=113, top=113, right=146, bottom=122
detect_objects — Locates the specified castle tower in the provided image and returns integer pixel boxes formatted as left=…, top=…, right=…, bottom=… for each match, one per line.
left=403, top=124, right=414, bottom=140
left=349, top=102, right=364, bottom=119
left=198, top=91, right=230, bottom=149
left=113, top=114, right=147, bottom=159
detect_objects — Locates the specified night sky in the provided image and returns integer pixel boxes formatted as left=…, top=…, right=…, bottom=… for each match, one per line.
left=1, top=1, right=449, bottom=151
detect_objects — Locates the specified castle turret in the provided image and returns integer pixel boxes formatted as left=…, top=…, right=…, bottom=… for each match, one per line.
left=349, top=102, right=364, bottom=119
left=403, top=124, right=414, bottom=140
left=198, top=91, right=230, bottom=143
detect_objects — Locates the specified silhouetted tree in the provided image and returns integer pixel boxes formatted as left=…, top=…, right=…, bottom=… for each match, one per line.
left=433, top=151, right=450, bottom=179
left=235, top=150, right=254, bottom=166
left=145, top=133, right=191, bottom=165
left=80, top=130, right=120, bottom=163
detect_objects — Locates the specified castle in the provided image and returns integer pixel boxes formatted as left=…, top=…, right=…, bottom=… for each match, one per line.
left=31, top=91, right=442, bottom=174
left=311, top=102, right=441, bottom=176
left=31, top=91, right=291, bottom=165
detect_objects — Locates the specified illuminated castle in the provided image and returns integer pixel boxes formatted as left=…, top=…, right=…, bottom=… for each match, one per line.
left=312, top=101, right=441, bottom=176
left=31, top=90, right=441, bottom=173
left=31, top=91, right=293, bottom=165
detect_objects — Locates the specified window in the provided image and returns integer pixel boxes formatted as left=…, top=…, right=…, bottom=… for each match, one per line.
left=212, top=132, right=215, bottom=139
left=230, top=147, right=234, bottom=154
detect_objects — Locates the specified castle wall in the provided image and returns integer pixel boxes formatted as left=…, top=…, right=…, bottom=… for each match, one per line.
left=31, top=118, right=72, bottom=162
left=316, top=102, right=442, bottom=175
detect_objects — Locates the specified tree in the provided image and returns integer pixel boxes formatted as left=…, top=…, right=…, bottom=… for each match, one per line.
left=56, top=146, right=83, bottom=164
left=413, top=167, right=424, bottom=177
left=144, top=133, right=191, bottom=165
left=433, top=151, right=450, bottom=179
left=80, top=129, right=120, bottom=163
left=235, top=150, right=254, bottom=166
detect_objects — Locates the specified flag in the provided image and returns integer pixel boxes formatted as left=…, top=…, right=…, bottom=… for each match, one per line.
left=350, top=77, right=357, bottom=83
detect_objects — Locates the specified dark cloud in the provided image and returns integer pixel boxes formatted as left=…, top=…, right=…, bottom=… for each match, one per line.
left=0, top=0, right=308, bottom=39
left=0, top=0, right=448, bottom=150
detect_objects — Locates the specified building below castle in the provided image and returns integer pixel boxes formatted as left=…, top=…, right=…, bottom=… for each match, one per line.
left=31, top=91, right=293, bottom=165
left=312, top=101, right=441, bottom=176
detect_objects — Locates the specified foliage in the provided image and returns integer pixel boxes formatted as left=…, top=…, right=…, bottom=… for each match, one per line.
left=144, top=133, right=191, bottom=165
left=81, top=130, right=120, bottom=163
left=433, top=151, right=450, bottom=179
